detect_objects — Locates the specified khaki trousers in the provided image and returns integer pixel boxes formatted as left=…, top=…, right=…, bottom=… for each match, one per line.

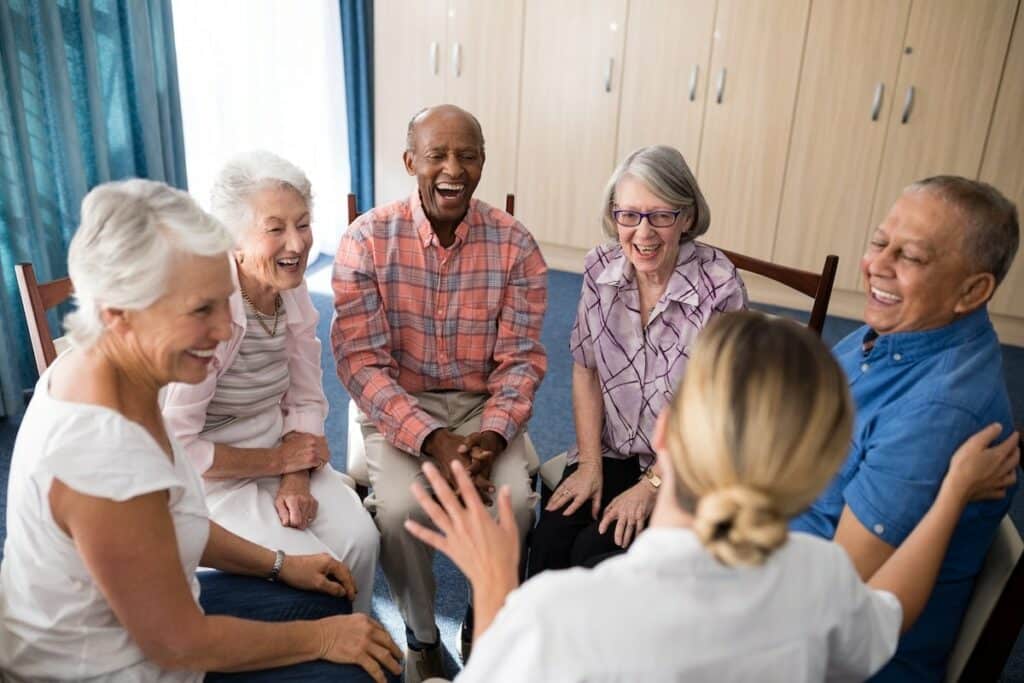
left=356, top=390, right=537, bottom=643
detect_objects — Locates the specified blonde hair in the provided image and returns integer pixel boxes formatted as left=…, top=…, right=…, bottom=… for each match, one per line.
left=663, top=312, right=853, bottom=567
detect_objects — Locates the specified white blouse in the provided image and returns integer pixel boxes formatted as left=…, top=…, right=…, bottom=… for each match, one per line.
left=1, top=359, right=209, bottom=681
left=460, top=527, right=902, bottom=683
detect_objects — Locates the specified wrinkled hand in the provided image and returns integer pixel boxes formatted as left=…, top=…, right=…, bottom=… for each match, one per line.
left=459, top=431, right=506, bottom=502
left=279, top=552, right=357, bottom=601
left=598, top=481, right=657, bottom=548
left=317, top=613, right=403, bottom=683
left=276, top=432, right=329, bottom=474
left=276, top=471, right=318, bottom=529
left=405, top=461, right=520, bottom=595
left=547, top=460, right=603, bottom=519
left=944, top=424, right=1020, bottom=504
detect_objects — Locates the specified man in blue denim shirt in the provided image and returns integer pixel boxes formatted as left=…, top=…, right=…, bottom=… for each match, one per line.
left=792, top=176, right=1020, bottom=682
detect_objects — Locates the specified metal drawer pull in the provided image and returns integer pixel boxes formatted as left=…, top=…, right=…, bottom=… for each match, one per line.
left=689, top=64, right=699, bottom=102
left=871, top=82, right=884, bottom=121
left=901, top=85, right=915, bottom=124
left=716, top=68, right=727, bottom=104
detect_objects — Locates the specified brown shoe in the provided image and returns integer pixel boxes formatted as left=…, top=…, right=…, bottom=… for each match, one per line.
left=404, top=642, right=445, bottom=683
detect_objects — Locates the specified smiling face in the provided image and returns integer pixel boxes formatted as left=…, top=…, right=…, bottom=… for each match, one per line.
left=861, top=190, right=981, bottom=335
left=235, top=185, right=312, bottom=293
left=614, top=175, right=691, bottom=279
left=403, top=107, right=484, bottom=231
left=119, top=251, right=234, bottom=386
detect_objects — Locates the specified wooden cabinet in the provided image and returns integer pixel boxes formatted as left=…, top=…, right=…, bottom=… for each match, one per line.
left=773, top=0, right=911, bottom=291
left=515, top=0, right=627, bottom=251
left=983, top=5, right=1024, bottom=319
left=695, top=0, right=809, bottom=260
left=372, top=0, right=523, bottom=209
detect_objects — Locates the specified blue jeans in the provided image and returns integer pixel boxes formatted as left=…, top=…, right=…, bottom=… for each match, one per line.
left=198, top=571, right=390, bottom=682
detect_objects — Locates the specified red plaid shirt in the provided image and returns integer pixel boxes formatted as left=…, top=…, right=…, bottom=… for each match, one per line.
left=332, top=192, right=548, bottom=456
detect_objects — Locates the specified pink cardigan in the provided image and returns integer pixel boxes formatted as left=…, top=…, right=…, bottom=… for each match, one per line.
left=162, top=259, right=328, bottom=474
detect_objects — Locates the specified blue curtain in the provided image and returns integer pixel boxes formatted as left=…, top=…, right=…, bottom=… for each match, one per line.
left=340, top=0, right=374, bottom=213
left=0, top=0, right=187, bottom=417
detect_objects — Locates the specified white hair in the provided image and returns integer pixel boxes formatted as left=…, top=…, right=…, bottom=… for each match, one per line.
left=208, top=150, right=314, bottom=240
left=64, top=179, right=234, bottom=349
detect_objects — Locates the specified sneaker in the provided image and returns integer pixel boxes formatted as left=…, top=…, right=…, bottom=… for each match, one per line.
left=404, top=642, right=445, bottom=683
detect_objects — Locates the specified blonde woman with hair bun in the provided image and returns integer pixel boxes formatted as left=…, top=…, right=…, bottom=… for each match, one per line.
left=404, top=311, right=1018, bottom=682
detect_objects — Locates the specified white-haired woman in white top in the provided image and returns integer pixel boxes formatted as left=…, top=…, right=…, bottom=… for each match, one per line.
left=0, top=180, right=401, bottom=681
left=407, top=311, right=1019, bottom=682
left=162, top=151, right=379, bottom=614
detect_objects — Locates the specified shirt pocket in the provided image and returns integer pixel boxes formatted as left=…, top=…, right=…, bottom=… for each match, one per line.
left=455, top=302, right=499, bottom=369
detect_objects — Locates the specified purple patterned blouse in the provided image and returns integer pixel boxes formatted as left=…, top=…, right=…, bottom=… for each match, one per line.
left=568, top=240, right=748, bottom=468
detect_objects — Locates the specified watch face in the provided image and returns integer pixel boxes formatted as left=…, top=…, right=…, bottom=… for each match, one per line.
left=646, top=469, right=662, bottom=488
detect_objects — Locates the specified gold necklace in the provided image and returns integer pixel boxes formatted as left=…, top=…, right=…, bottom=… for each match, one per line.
left=239, top=284, right=282, bottom=337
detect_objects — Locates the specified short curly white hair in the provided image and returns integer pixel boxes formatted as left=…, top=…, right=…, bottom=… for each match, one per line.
left=208, top=150, right=314, bottom=241
left=64, top=179, right=234, bottom=349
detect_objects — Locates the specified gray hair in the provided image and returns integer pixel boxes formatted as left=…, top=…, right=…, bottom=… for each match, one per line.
left=64, top=179, right=234, bottom=349
left=405, top=105, right=486, bottom=154
left=907, top=175, right=1019, bottom=287
left=208, top=150, right=314, bottom=240
left=601, top=145, right=710, bottom=242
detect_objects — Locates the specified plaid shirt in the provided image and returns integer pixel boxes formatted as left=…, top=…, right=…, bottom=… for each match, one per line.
left=332, top=192, right=548, bottom=456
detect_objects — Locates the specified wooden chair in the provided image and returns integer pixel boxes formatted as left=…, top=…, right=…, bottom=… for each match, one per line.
left=14, top=262, right=74, bottom=375
left=539, top=248, right=841, bottom=497
left=946, top=515, right=1024, bottom=682
left=342, top=192, right=538, bottom=497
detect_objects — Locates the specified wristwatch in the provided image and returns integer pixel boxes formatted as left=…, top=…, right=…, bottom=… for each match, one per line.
left=267, top=549, right=285, bottom=582
left=641, top=467, right=662, bottom=489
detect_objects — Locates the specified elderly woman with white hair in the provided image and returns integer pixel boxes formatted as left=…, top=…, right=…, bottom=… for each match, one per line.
left=528, top=145, right=747, bottom=574
left=162, top=151, right=379, bottom=614
left=0, top=179, right=401, bottom=681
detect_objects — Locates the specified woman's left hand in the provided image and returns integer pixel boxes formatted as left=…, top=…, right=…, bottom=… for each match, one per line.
left=276, top=471, right=318, bottom=530
left=598, top=481, right=657, bottom=548
left=279, top=552, right=356, bottom=600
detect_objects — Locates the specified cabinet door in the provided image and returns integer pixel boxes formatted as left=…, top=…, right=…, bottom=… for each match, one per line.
left=983, top=5, right=1024, bottom=318
left=515, top=0, right=628, bottom=250
left=615, top=0, right=716, bottom=168
left=867, top=0, right=1018, bottom=234
left=373, top=0, right=447, bottom=206
left=446, top=0, right=525, bottom=210
left=773, top=0, right=910, bottom=291
left=695, top=0, right=810, bottom=259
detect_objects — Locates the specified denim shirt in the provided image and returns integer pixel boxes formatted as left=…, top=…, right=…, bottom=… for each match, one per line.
left=792, top=306, right=1016, bottom=682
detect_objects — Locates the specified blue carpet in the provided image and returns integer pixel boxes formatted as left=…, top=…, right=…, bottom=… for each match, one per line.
left=2, top=261, right=1024, bottom=679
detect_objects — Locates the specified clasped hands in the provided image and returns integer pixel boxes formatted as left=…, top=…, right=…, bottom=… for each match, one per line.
left=423, top=428, right=506, bottom=504
left=275, top=431, right=329, bottom=530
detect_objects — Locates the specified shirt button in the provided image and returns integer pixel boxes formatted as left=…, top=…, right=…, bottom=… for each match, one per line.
left=860, top=363, right=870, bottom=372
left=893, top=353, right=903, bottom=361
left=873, top=523, right=885, bottom=535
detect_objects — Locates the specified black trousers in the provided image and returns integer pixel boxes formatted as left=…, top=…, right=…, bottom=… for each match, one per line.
left=527, top=456, right=643, bottom=577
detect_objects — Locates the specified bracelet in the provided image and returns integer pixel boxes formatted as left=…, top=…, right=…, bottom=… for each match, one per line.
left=267, top=549, right=285, bottom=582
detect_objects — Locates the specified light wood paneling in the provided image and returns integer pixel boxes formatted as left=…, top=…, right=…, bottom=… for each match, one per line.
left=445, top=0, right=525, bottom=210
left=695, top=0, right=810, bottom=259
left=867, top=0, right=1018, bottom=238
left=984, top=4, right=1024, bottom=318
left=515, top=0, right=628, bottom=250
left=373, top=0, right=446, bottom=206
left=615, top=0, right=716, bottom=167
left=773, top=0, right=910, bottom=291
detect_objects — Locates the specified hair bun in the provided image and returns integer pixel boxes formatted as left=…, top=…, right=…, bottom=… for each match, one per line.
left=693, top=485, right=787, bottom=567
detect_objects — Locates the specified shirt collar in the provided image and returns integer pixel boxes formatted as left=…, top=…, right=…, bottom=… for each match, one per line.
left=864, top=306, right=993, bottom=361
left=410, top=190, right=473, bottom=248
left=594, top=241, right=701, bottom=307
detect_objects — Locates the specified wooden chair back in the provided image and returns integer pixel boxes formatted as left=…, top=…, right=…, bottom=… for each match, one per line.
left=347, top=192, right=516, bottom=223
left=15, top=262, right=74, bottom=374
left=714, top=248, right=839, bottom=336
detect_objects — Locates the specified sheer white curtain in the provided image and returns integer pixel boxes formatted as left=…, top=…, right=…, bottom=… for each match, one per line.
left=172, top=0, right=350, bottom=257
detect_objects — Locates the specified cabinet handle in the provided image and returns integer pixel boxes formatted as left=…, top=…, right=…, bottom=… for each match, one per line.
left=715, top=68, right=727, bottom=104
left=604, top=57, right=614, bottom=92
left=901, top=85, right=915, bottom=124
left=688, top=65, right=699, bottom=102
left=430, top=42, right=439, bottom=75
left=452, top=42, right=462, bottom=78
left=870, top=82, right=884, bottom=121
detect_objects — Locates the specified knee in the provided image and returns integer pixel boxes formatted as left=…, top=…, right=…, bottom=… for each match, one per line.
left=372, top=489, right=427, bottom=538
left=503, top=478, right=537, bottom=535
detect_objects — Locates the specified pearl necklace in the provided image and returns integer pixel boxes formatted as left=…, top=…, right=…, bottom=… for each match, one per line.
left=239, top=284, right=282, bottom=337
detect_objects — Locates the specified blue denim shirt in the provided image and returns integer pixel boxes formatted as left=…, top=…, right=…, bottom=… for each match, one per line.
left=791, top=306, right=1016, bottom=682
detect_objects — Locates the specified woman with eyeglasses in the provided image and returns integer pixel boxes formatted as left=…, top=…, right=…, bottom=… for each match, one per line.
left=528, top=145, right=747, bottom=575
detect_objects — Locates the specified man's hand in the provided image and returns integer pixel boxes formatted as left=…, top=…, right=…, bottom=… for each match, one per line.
left=459, top=431, right=506, bottom=502
left=276, top=471, right=318, bottom=529
left=422, top=429, right=472, bottom=483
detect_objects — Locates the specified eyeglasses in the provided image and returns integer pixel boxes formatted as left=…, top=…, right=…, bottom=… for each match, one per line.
left=612, top=208, right=683, bottom=228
